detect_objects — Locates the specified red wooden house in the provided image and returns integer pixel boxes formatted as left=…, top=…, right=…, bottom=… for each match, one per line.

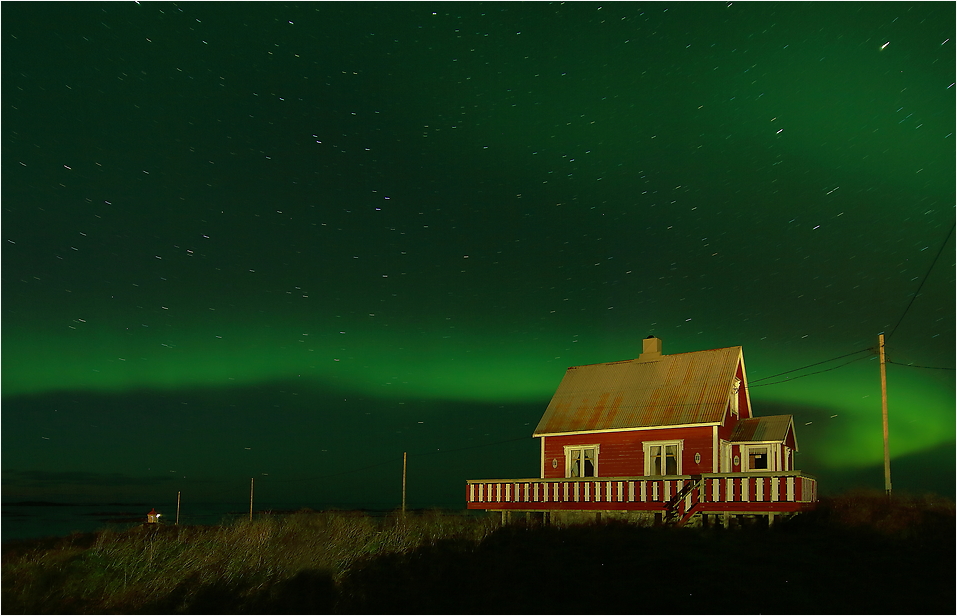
left=466, top=336, right=817, bottom=525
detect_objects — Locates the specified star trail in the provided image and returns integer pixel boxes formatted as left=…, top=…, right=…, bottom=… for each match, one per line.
left=2, top=2, right=953, bottom=509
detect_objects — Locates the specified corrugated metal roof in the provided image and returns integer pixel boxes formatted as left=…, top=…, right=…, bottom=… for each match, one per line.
left=533, top=346, right=744, bottom=435
left=729, top=415, right=793, bottom=443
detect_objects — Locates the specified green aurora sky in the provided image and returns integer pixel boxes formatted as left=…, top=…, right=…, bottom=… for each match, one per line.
left=2, top=2, right=954, bottom=509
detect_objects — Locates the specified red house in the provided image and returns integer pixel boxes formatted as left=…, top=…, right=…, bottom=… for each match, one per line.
left=466, top=336, right=817, bottom=525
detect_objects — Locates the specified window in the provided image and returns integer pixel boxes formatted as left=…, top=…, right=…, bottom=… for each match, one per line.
left=564, top=445, right=599, bottom=477
left=643, top=440, right=683, bottom=476
left=748, top=446, right=769, bottom=470
left=741, top=444, right=776, bottom=471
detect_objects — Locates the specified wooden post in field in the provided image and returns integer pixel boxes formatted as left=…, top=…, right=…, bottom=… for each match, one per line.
left=176, top=491, right=181, bottom=525
left=401, top=452, right=407, bottom=515
left=878, top=334, right=892, bottom=496
left=249, top=477, right=255, bottom=521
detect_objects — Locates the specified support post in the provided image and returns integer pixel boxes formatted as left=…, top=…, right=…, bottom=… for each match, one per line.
left=176, top=491, right=181, bottom=525
left=878, top=334, right=892, bottom=496
left=401, top=452, right=407, bottom=515
left=249, top=477, right=254, bottom=522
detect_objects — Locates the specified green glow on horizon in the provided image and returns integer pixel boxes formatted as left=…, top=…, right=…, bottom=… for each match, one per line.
left=2, top=322, right=572, bottom=401
left=752, top=360, right=954, bottom=468
left=4, top=322, right=952, bottom=472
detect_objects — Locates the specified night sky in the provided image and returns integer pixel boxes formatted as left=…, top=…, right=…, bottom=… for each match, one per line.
left=3, top=2, right=954, bottom=512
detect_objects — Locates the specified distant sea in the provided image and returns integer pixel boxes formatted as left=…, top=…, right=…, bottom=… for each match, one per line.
left=1, top=501, right=251, bottom=542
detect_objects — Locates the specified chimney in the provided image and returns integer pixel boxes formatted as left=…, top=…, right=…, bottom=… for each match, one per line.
left=638, top=335, right=663, bottom=361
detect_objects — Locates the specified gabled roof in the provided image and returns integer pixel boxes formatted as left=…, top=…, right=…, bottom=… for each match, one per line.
left=730, top=415, right=797, bottom=449
left=533, top=346, right=744, bottom=436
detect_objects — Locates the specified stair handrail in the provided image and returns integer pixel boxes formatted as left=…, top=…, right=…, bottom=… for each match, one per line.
left=664, top=475, right=703, bottom=523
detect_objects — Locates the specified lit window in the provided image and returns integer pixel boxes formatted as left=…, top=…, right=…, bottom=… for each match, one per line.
left=564, top=445, right=599, bottom=477
left=749, top=446, right=769, bottom=470
left=740, top=444, right=776, bottom=471
left=643, top=440, right=683, bottom=476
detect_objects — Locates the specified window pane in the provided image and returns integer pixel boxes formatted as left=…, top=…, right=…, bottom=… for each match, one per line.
left=649, top=446, right=661, bottom=475
left=583, top=448, right=596, bottom=477
left=665, top=445, right=678, bottom=475
left=750, top=447, right=768, bottom=470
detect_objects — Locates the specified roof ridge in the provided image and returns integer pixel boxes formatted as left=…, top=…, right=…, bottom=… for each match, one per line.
left=567, top=345, right=742, bottom=370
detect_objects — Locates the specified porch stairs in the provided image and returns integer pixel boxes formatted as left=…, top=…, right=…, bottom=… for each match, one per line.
left=664, top=475, right=703, bottom=527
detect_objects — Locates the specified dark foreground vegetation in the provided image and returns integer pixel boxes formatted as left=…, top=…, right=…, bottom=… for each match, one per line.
left=3, top=490, right=954, bottom=614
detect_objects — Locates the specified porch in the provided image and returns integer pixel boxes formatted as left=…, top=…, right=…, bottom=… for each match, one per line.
left=466, top=472, right=817, bottom=524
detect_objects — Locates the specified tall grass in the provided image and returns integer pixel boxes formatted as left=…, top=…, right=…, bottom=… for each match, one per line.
left=3, top=494, right=953, bottom=614
left=2, top=509, right=499, bottom=614
left=805, top=489, right=954, bottom=539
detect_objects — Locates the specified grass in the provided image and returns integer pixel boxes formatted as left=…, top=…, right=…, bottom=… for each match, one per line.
left=2, top=492, right=953, bottom=614
left=2, top=509, right=498, bottom=614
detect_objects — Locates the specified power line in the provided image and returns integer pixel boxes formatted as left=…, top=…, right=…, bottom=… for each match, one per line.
left=172, top=330, right=949, bottom=500
left=887, top=222, right=955, bottom=340
left=749, top=347, right=874, bottom=384
left=747, top=224, right=954, bottom=384
left=748, top=354, right=874, bottom=388
left=885, top=360, right=955, bottom=371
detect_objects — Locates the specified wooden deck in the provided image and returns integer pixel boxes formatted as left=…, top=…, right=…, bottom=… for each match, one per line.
left=466, top=472, right=817, bottom=519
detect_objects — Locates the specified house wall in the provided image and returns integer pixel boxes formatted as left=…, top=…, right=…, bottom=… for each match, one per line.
left=540, top=425, right=716, bottom=478
left=717, top=409, right=737, bottom=442
left=716, top=404, right=741, bottom=472
left=784, top=426, right=797, bottom=451
left=730, top=444, right=744, bottom=472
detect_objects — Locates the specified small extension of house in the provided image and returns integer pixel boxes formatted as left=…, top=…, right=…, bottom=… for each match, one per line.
left=466, top=336, right=818, bottom=526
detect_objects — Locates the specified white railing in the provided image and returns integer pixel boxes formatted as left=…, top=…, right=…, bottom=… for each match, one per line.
left=466, top=472, right=817, bottom=510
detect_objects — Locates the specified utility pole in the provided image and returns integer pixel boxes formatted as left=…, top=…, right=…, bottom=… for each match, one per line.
left=878, top=334, right=892, bottom=496
left=401, top=451, right=407, bottom=515
left=249, top=477, right=255, bottom=521
left=176, top=491, right=181, bottom=525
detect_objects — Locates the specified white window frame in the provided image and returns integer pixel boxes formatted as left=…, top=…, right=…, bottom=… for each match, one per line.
left=563, top=444, right=600, bottom=478
left=643, top=439, right=684, bottom=476
left=741, top=443, right=779, bottom=472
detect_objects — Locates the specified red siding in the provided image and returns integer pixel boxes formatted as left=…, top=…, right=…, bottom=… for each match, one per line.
left=730, top=444, right=743, bottom=472
left=540, top=426, right=716, bottom=478
left=784, top=425, right=797, bottom=451
left=717, top=411, right=737, bottom=442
